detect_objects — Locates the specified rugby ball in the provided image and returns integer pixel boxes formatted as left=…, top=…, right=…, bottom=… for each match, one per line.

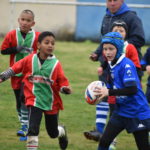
left=85, top=81, right=106, bottom=105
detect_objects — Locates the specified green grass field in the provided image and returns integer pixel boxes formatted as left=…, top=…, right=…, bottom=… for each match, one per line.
left=0, top=39, right=149, bottom=150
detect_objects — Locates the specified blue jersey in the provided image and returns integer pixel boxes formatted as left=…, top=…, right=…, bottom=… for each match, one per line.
left=108, top=54, right=150, bottom=120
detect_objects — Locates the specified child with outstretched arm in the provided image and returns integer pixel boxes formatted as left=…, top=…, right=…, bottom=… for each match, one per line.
left=0, top=31, right=72, bottom=150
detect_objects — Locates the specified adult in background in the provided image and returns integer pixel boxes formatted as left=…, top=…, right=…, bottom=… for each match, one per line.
left=92, top=0, right=145, bottom=61
left=84, top=0, right=145, bottom=145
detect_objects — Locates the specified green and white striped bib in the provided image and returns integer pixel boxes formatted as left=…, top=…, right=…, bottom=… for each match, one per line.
left=15, top=28, right=35, bottom=77
left=32, top=54, right=58, bottom=110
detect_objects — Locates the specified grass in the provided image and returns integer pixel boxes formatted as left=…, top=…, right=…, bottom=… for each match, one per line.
left=0, top=38, right=149, bottom=150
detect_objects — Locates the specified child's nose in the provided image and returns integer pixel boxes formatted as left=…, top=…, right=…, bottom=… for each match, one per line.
left=49, top=44, right=52, bottom=47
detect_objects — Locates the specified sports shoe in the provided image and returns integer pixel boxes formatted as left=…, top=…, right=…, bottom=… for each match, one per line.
left=20, top=136, right=27, bottom=141
left=58, top=125, right=68, bottom=150
left=83, top=130, right=102, bottom=142
left=17, top=125, right=28, bottom=137
left=109, top=144, right=116, bottom=150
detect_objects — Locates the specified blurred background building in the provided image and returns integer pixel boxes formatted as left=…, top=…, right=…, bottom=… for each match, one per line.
left=0, top=0, right=150, bottom=43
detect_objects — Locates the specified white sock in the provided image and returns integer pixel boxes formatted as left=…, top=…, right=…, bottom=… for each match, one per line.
left=58, top=126, right=65, bottom=137
left=27, top=136, right=38, bottom=150
left=27, top=148, right=38, bottom=150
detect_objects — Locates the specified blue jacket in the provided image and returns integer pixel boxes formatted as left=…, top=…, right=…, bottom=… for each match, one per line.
left=95, top=3, right=145, bottom=61
left=141, top=47, right=150, bottom=86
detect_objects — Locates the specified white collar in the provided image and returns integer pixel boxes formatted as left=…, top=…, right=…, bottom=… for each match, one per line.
left=47, top=54, right=56, bottom=60
left=37, top=53, right=56, bottom=60
left=17, top=27, right=34, bottom=33
left=109, top=54, right=125, bottom=69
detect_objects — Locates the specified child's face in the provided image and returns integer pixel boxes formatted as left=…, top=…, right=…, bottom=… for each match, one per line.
left=18, top=12, right=35, bottom=33
left=38, top=36, right=55, bottom=57
left=112, top=26, right=126, bottom=40
left=103, top=43, right=117, bottom=61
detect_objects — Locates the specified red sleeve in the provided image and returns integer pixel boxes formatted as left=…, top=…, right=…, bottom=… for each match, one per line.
left=52, top=61, right=69, bottom=91
left=125, top=44, right=141, bottom=68
left=32, top=31, right=40, bottom=53
left=108, top=96, right=116, bottom=104
left=11, top=56, right=28, bottom=74
left=1, top=30, right=17, bottom=50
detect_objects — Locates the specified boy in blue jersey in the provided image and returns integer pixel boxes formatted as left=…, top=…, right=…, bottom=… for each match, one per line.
left=94, top=32, right=150, bottom=150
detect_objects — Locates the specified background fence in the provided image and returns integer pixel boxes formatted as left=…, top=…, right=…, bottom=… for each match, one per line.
left=1, top=0, right=150, bottom=43
left=75, top=0, right=150, bottom=44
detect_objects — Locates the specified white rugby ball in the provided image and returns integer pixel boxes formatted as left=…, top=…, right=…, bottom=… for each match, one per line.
left=85, top=80, right=106, bottom=105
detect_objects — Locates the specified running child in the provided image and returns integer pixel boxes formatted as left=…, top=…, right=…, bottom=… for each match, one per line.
left=0, top=9, right=40, bottom=141
left=94, top=32, right=150, bottom=150
left=0, top=31, right=72, bottom=150
left=84, top=21, right=142, bottom=149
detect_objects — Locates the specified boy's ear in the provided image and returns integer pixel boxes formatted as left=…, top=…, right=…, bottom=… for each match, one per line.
left=31, top=21, right=35, bottom=27
left=37, top=42, right=40, bottom=49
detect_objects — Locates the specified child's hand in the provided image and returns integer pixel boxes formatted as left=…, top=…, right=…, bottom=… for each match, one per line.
left=16, top=46, right=26, bottom=52
left=61, top=86, right=72, bottom=94
left=97, top=67, right=103, bottom=76
left=89, top=53, right=98, bottom=61
left=94, top=86, right=109, bottom=100
left=17, top=46, right=33, bottom=53
left=146, top=66, right=150, bottom=75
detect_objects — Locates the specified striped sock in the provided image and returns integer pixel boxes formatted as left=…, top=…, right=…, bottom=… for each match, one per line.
left=20, top=102, right=29, bottom=127
left=96, top=102, right=109, bottom=134
left=17, top=109, right=21, bottom=122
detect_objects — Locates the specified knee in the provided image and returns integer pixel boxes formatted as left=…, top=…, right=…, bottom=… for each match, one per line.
left=46, top=124, right=59, bottom=138
left=46, top=127, right=58, bottom=138
left=47, top=131, right=58, bottom=138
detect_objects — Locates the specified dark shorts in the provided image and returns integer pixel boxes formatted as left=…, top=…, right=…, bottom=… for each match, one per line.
left=146, top=85, right=150, bottom=103
left=109, top=113, right=149, bottom=133
left=27, top=106, right=59, bottom=137
left=141, top=119, right=150, bottom=131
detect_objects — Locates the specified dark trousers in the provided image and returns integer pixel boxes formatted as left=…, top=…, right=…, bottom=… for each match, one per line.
left=98, top=119, right=149, bottom=150
left=13, top=83, right=25, bottom=112
left=28, top=106, right=59, bottom=138
left=14, top=89, right=22, bottom=113
left=146, top=85, right=150, bottom=103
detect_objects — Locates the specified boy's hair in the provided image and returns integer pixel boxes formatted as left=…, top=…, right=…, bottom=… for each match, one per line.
left=38, top=31, right=55, bottom=43
left=101, top=32, right=124, bottom=59
left=111, top=20, right=128, bottom=34
left=21, top=9, right=35, bottom=19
